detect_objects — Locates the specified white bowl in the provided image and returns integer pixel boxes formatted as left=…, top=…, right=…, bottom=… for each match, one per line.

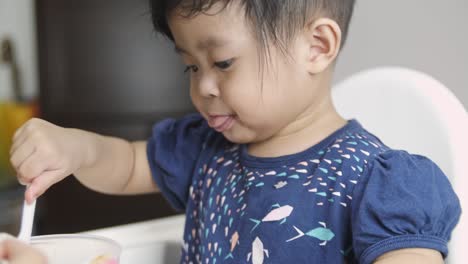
left=31, top=234, right=121, bottom=264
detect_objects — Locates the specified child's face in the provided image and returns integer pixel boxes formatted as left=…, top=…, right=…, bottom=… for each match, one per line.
left=168, top=3, right=324, bottom=144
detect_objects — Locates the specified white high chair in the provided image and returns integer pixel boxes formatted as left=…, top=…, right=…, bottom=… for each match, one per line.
left=332, top=67, right=468, bottom=264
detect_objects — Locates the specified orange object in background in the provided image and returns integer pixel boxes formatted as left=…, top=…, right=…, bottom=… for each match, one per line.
left=0, top=100, right=38, bottom=187
left=1, top=38, right=39, bottom=187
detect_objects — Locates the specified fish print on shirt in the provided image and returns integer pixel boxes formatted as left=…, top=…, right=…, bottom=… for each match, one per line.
left=181, top=130, right=386, bottom=264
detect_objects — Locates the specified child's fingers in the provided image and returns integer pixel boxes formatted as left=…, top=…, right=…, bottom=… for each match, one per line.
left=12, top=118, right=44, bottom=140
left=25, top=187, right=36, bottom=204
left=0, top=242, right=7, bottom=260
left=17, top=152, right=49, bottom=185
left=27, top=170, right=64, bottom=203
left=9, top=130, right=29, bottom=157
left=0, top=233, right=14, bottom=259
left=17, top=174, right=33, bottom=186
left=12, top=121, right=28, bottom=142
left=0, top=239, right=21, bottom=259
left=9, top=138, right=36, bottom=171
left=0, top=238, right=47, bottom=263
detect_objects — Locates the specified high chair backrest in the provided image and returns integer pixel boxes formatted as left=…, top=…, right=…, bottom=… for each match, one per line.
left=332, top=67, right=468, bottom=264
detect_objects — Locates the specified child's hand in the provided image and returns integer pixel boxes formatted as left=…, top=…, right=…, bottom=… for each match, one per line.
left=9, top=118, right=89, bottom=203
left=0, top=237, right=47, bottom=264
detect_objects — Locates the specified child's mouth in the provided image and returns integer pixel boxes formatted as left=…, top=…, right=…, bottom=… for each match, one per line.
left=208, top=115, right=235, bottom=132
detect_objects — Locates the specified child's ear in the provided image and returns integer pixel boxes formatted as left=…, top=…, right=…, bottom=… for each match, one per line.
left=303, top=18, right=342, bottom=74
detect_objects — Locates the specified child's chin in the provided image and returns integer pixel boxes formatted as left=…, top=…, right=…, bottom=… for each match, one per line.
left=222, top=131, right=252, bottom=144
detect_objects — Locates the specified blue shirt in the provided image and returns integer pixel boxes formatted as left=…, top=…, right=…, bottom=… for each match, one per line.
left=147, top=114, right=461, bottom=264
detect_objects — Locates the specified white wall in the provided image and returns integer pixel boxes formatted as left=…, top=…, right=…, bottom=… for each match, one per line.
left=0, top=0, right=38, bottom=101
left=335, top=0, right=468, bottom=109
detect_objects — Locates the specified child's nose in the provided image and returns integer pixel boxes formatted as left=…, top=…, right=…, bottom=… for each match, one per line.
left=197, top=74, right=220, bottom=98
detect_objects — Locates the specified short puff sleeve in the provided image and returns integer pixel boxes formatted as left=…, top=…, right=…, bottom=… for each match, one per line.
left=351, top=150, right=461, bottom=264
left=147, top=113, right=210, bottom=211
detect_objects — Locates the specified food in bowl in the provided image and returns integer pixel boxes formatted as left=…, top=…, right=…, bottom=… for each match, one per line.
left=90, top=255, right=119, bottom=264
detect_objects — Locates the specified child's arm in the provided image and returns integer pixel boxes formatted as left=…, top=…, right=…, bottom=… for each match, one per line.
left=9, top=118, right=158, bottom=203
left=74, top=139, right=159, bottom=195
left=374, top=248, right=443, bottom=264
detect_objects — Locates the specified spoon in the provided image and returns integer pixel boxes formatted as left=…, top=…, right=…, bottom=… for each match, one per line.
left=0, top=191, right=36, bottom=264
left=17, top=187, right=36, bottom=242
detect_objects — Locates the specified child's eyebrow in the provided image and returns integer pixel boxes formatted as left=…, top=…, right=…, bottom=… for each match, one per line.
left=174, top=37, right=229, bottom=55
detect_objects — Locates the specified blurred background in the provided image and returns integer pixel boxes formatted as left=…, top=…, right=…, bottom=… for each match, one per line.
left=0, top=0, right=467, bottom=236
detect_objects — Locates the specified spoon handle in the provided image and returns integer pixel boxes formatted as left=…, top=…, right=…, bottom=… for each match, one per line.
left=17, top=199, right=36, bottom=242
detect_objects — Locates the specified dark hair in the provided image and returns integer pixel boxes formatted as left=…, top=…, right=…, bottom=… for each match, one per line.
left=149, top=0, right=355, bottom=50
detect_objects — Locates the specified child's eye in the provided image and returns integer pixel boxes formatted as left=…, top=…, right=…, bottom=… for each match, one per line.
left=214, top=59, right=234, bottom=70
left=184, top=65, right=199, bottom=74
